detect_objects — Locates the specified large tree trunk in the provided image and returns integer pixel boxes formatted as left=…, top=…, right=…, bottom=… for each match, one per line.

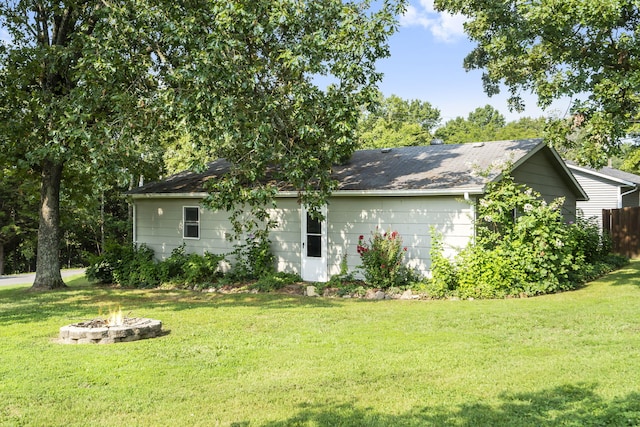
left=31, top=160, right=66, bottom=290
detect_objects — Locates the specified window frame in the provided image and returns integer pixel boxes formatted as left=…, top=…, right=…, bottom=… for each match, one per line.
left=183, top=206, right=200, bottom=240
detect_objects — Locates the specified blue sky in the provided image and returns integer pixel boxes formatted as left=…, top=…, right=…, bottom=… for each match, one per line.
left=379, top=0, right=572, bottom=123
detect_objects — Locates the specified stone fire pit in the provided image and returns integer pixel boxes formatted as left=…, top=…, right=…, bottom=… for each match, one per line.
left=59, top=317, right=163, bottom=344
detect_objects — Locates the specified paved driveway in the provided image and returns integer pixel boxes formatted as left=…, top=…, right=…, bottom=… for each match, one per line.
left=0, top=269, right=86, bottom=287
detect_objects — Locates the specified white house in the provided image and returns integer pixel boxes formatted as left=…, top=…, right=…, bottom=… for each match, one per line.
left=566, top=162, right=640, bottom=227
left=128, top=139, right=587, bottom=282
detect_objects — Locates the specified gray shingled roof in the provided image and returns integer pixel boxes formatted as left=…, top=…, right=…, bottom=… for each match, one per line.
left=129, top=139, right=545, bottom=195
left=566, top=161, right=640, bottom=186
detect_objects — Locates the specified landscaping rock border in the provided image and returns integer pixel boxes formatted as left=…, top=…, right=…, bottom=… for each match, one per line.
left=59, top=318, right=163, bottom=344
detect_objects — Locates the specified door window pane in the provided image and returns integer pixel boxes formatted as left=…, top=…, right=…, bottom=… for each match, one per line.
left=307, top=235, right=321, bottom=257
left=305, top=212, right=322, bottom=258
left=307, top=215, right=321, bottom=234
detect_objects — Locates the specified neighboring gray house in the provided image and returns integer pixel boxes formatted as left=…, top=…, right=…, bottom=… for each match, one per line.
left=128, top=139, right=587, bottom=282
left=566, top=163, right=640, bottom=227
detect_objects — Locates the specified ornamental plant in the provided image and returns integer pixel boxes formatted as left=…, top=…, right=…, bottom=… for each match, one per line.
left=357, top=229, right=408, bottom=289
left=428, top=174, right=599, bottom=299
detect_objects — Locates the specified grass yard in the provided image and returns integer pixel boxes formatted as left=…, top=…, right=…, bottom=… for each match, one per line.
left=1, top=262, right=640, bottom=427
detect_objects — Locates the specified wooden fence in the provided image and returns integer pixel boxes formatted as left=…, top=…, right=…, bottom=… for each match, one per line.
left=603, top=206, right=640, bottom=259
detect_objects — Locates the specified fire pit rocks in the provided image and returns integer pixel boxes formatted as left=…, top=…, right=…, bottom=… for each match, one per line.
left=59, top=316, right=163, bottom=344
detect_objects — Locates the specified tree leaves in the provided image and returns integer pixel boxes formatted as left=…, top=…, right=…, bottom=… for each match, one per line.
left=435, top=0, right=640, bottom=167
left=158, top=0, right=405, bottom=234
left=357, top=92, right=441, bottom=148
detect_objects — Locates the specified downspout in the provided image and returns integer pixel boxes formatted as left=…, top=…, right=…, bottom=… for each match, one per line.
left=619, top=186, right=638, bottom=208
left=132, top=203, right=137, bottom=246
left=464, top=191, right=476, bottom=243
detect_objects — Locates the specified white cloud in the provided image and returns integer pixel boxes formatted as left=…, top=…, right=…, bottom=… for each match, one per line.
left=400, top=0, right=466, bottom=43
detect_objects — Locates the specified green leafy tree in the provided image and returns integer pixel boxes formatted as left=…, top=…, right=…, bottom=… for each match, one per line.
left=0, top=0, right=403, bottom=290
left=434, top=105, right=544, bottom=143
left=0, top=168, right=39, bottom=275
left=358, top=93, right=441, bottom=148
left=619, top=142, right=640, bottom=174
left=177, top=1, right=405, bottom=236
left=0, top=1, right=168, bottom=289
left=435, top=0, right=640, bottom=167
left=495, top=117, right=547, bottom=141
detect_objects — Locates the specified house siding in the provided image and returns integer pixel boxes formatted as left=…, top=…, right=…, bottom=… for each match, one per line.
left=571, top=171, right=623, bottom=226
left=133, top=195, right=475, bottom=280
left=134, top=198, right=235, bottom=259
left=326, top=196, right=474, bottom=278
left=134, top=197, right=303, bottom=273
left=511, top=150, right=578, bottom=221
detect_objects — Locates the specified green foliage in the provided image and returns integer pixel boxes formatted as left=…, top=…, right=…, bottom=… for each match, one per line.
left=86, top=243, right=161, bottom=289
left=426, top=230, right=457, bottom=297
left=327, top=254, right=356, bottom=286
left=621, top=144, right=640, bottom=175
left=357, top=93, right=441, bottom=148
left=456, top=244, right=526, bottom=299
left=87, top=243, right=224, bottom=289
left=434, top=105, right=545, bottom=144
left=434, top=0, right=640, bottom=166
left=0, top=167, right=38, bottom=274
left=357, top=229, right=409, bottom=289
left=228, top=233, right=276, bottom=281
left=567, top=218, right=612, bottom=265
left=250, top=272, right=303, bottom=293
left=429, top=175, right=622, bottom=298
left=179, top=0, right=405, bottom=237
left=159, top=244, right=224, bottom=288
left=477, top=177, right=582, bottom=295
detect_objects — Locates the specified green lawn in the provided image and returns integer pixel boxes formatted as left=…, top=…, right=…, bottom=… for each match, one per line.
left=1, top=263, right=640, bottom=427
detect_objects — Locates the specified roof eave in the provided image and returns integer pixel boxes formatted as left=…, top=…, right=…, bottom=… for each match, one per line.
left=128, top=188, right=487, bottom=200
left=567, top=164, right=638, bottom=188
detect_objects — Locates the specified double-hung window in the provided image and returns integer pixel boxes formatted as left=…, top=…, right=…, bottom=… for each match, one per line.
left=183, top=207, right=200, bottom=239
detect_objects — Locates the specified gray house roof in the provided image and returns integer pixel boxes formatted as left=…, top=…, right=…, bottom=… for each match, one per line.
left=129, top=139, right=586, bottom=198
left=566, top=162, right=640, bottom=188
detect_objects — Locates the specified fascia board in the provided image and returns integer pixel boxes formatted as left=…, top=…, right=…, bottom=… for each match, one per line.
left=129, top=188, right=486, bottom=200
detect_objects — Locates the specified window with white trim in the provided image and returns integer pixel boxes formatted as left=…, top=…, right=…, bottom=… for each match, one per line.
left=183, top=206, right=200, bottom=239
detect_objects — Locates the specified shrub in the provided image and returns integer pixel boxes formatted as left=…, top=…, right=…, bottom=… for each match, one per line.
left=456, top=245, right=525, bottom=298
left=427, top=230, right=457, bottom=297
left=87, top=243, right=161, bottom=288
left=428, top=174, right=623, bottom=299
left=567, top=217, right=611, bottom=264
left=250, top=272, right=302, bottom=292
left=357, top=229, right=408, bottom=289
left=87, top=243, right=224, bottom=289
left=183, top=252, right=225, bottom=286
left=229, top=233, right=275, bottom=281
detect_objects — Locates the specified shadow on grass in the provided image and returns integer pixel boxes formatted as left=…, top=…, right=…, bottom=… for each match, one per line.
left=252, top=384, right=640, bottom=427
left=0, top=281, right=343, bottom=326
left=606, top=259, right=640, bottom=287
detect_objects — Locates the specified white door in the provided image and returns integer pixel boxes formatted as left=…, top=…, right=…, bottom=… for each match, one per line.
left=301, top=206, right=327, bottom=282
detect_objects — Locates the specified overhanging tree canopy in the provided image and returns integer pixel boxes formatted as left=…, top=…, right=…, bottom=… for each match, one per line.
left=435, top=0, right=640, bottom=167
left=0, top=0, right=404, bottom=290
